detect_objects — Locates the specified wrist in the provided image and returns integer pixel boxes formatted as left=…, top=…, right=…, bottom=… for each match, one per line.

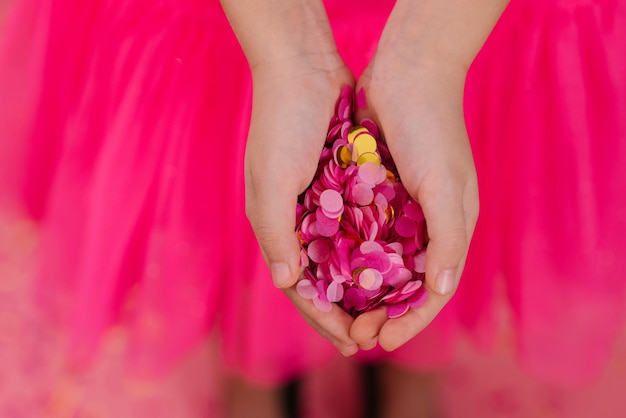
left=222, top=0, right=341, bottom=73
left=377, top=0, right=508, bottom=75
left=250, top=49, right=347, bottom=84
left=376, top=2, right=468, bottom=76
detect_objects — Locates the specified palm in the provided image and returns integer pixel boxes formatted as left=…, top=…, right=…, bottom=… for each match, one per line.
left=350, top=56, right=478, bottom=351
left=244, top=62, right=360, bottom=355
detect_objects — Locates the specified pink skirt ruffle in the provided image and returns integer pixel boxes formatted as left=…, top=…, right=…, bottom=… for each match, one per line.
left=463, top=0, right=626, bottom=384
left=1, top=0, right=625, bottom=385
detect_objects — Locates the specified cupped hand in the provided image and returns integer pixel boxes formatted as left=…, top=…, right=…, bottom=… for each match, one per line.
left=350, top=51, right=479, bottom=352
left=245, top=56, right=359, bottom=355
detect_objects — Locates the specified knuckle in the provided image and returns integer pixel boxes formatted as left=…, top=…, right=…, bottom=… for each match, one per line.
left=438, top=229, right=468, bottom=256
left=253, top=224, right=282, bottom=248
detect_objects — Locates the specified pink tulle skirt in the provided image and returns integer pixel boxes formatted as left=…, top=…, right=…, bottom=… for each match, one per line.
left=1, top=0, right=625, bottom=386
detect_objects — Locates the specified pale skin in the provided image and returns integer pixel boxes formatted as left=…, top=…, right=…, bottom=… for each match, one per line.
left=221, top=0, right=508, bottom=415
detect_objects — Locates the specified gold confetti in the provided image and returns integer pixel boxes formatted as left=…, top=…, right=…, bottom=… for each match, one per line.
left=335, top=145, right=352, bottom=168
left=356, top=152, right=381, bottom=166
left=347, top=126, right=368, bottom=143
left=353, top=133, right=377, bottom=156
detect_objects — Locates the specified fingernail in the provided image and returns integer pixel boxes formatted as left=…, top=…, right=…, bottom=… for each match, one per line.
left=270, top=262, right=292, bottom=288
left=435, top=269, right=455, bottom=295
left=340, top=344, right=358, bottom=357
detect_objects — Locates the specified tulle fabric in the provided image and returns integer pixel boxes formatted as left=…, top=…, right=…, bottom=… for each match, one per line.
left=0, top=0, right=624, bottom=386
left=462, top=0, right=626, bottom=384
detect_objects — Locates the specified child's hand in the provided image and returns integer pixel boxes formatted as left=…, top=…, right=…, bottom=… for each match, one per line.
left=221, top=0, right=362, bottom=356
left=244, top=57, right=359, bottom=356
left=349, top=50, right=479, bottom=352
left=345, top=0, right=508, bottom=353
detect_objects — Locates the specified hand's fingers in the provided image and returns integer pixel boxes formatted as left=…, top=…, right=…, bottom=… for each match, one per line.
left=352, top=184, right=478, bottom=352
left=283, top=287, right=358, bottom=356
left=245, top=168, right=301, bottom=289
left=357, top=76, right=474, bottom=295
left=375, top=179, right=478, bottom=351
left=377, top=290, right=444, bottom=351
left=366, top=179, right=468, bottom=351
left=419, top=178, right=468, bottom=296
left=350, top=307, right=387, bottom=350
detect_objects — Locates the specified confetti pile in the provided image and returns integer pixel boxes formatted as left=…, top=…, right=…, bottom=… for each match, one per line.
left=295, top=86, right=428, bottom=319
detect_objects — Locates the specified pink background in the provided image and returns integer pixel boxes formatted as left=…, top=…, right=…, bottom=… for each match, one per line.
left=2, top=1, right=626, bottom=416
left=2, top=209, right=626, bottom=418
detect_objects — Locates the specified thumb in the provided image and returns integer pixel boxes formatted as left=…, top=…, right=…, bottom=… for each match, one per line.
left=245, top=173, right=302, bottom=289
left=419, top=181, right=468, bottom=297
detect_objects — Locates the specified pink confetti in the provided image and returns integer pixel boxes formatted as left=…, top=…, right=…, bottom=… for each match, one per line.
left=400, top=236, right=418, bottom=255
left=408, top=287, right=428, bottom=309
left=300, top=248, right=310, bottom=268
left=414, top=250, right=426, bottom=273
left=352, top=182, right=374, bottom=206
left=360, top=118, right=380, bottom=138
left=331, top=273, right=348, bottom=284
left=386, top=302, right=410, bottom=319
left=357, top=268, right=383, bottom=291
left=389, top=267, right=412, bottom=288
left=357, top=162, right=383, bottom=186
left=313, top=296, right=332, bottom=313
left=340, top=121, right=352, bottom=139
left=326, top=281, right=344, bottom=303
left=319, top=189, right=344, bottom=218
left=327, top=123, right=341, bottom=140
left=295, top=86, right=428, bottom=319
left=395, top=215, right=416, bottom=238
left=296, top=279, right=319, bottom=300
left=404, top=201, right=425, bottom=222
left=386, top=242, right=403, bottom=255
left=360, top=240, right=384, bottom=254
left=308, top=238, right=331, bottom=264
left=345, top=287, right=367, bottom=311
left=373, top=192, right=388, bottom=211
left=401, top=279, right=422, bottom=295
left=338, top=97, right=350, bottom=121
left=356, top=87, right=367, bottom=109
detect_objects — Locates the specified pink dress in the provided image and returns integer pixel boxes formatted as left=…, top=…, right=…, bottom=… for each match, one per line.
left=0, top=0, right=624, bottom=386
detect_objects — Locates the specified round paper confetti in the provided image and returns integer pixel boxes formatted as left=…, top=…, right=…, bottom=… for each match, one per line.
left=295, top=86, right=428, bottom=319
